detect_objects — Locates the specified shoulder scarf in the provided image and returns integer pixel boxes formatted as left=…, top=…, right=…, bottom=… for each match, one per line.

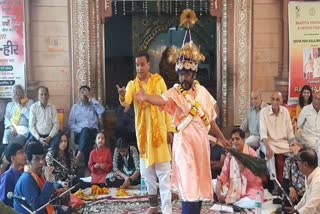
left=10, top=97, right=29, bottom=126
left=135, top=73, right=164, bottom=158
left=226, top=145, right=250, bottom=204
left=172, top=80, right=210, bottom=133
left=29, top=171, right=55, bottom=214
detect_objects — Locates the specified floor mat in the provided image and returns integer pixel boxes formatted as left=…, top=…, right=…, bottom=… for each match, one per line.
left=80, top=201, right=216, bottom=214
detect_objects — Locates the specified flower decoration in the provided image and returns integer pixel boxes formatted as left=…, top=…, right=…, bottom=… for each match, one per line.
left=180, top=9, right=198, bottom=29
left=168, top=43, right=205, bottom=64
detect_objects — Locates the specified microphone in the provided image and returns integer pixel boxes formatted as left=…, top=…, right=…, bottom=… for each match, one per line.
left=7, top=192, right=26, bottom=201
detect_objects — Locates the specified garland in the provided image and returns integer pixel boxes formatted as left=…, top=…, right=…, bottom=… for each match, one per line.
left=172, top=81, right=210, bottom=133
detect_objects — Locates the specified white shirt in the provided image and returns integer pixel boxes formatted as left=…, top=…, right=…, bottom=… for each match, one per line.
left=29, top=101, right=59, bottom=140
left=260, top=105, right=294, bottom=141
left=295, top=167, right=320, bottom=214
left=297, top=104, right=320, bottom=149
left=260, top=105, right=294, bottom=153
left=240, top=102, right=268, bottom=136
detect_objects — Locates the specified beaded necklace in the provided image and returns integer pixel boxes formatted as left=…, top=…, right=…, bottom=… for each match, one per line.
left=172, top=80, right=210, bottom=133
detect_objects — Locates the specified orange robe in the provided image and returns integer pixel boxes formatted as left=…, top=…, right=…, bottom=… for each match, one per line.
left=160, top=83, right=216, bottom=201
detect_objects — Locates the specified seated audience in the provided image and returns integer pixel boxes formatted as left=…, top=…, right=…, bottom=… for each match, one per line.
left=298, top=90, right=320, bottom=165
left=46, top=131, right=77, bottom=207
left=286, top=149, right=320, bottom=214
left=260, top=91, right=294, bottom=194
left=106, top=137, right=140, bottom=188
left=88, top=131, right=112, bottom=186
left=3, top=85, right=33, bottom=145
left=29, top=86, right=60, bottom=149
left=69, top=85, right=105, bottom=165
left=0, top=143, right=25, bottom=207
left=208, top=135, right=225, bottom=179
left=14, top=142, right=56, bottom=214
left=240, top=91, right=268, bottom=149
left=215, top=128, right=264, bottom=209
left=283, top=137, right=305, bottom=205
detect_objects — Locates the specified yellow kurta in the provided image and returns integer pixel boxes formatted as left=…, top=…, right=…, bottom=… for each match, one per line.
left=120, top=73, right=172, bottom=166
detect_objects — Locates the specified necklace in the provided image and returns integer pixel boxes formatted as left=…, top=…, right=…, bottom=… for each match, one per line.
left=172, top=81, right=209, bottom=133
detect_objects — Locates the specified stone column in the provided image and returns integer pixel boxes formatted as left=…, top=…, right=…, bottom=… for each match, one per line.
left=275, top=0, right=290, bottom=103
left=70, top=0, right=105, bottom=104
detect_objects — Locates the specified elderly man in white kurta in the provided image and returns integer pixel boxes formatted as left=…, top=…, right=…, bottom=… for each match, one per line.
left=260, top=91, right=294, bottom=193
left=298, top=90, right=320, bottom=165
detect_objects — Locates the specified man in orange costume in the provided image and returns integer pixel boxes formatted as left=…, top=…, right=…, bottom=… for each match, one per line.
left=135, top=9, right=229, bottom=214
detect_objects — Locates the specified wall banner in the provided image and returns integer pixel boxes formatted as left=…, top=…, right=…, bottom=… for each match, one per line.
left=0, top=0, right=25, bottom=98
left=288, top=1, right=320, bottom=103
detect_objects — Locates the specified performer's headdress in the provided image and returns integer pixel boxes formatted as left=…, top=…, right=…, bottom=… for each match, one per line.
left=168, top=9, right=205, bottom=73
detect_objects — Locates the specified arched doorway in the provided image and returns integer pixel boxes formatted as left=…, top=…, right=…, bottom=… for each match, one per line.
left=104, top=9, right=218, bottom=107
left=70, top=0, right=253, bottom=130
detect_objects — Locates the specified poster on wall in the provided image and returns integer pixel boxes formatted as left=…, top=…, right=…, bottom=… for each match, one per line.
left=0, top=0, right=25, bottom=98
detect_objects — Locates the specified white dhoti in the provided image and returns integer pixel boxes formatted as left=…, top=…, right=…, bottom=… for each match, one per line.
left=245, top=135, right=260, bottom=149
left=140, top=159, right=172, bottom=214
left=258, top=144, right=276, bottom=180
left=212, top=179, right=256, bottom=209
left=259, top=139, right=290, bottom=180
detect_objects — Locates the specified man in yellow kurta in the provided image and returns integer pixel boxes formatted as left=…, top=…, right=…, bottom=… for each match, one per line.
left=117, top=52, right=172, bottom=214
left=135, top=10, right=229, bottom=214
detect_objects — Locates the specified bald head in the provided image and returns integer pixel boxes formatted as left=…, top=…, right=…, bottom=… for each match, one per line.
left=313, top=90, right=320, bottom=112
left=298, top=148, right=318, bottom=171
left=250, top=91, right=262, bottom=108
left=272, top=91, right=283, bottom=99
left=271, top=91, right=283, bottom=113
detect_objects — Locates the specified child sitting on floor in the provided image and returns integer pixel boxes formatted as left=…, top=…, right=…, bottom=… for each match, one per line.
left=88, top=131, right=112, bottom=187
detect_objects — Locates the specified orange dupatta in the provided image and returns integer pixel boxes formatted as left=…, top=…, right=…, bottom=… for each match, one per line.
left=30, top=171, right=55, bottom=214
left=134, top=74, right=164, bottom=158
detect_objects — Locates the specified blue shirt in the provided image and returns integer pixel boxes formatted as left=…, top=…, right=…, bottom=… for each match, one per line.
left=69, top=98, right=105, bottom=133
left=13, top=172, right=54, bottom=214
left=0, top=166, right=22, bottom=207
left=240, top=102, right=268, bottom=136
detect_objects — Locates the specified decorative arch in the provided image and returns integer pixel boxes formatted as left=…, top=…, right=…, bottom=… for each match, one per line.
left=70, top=0, right=253, bottom=129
